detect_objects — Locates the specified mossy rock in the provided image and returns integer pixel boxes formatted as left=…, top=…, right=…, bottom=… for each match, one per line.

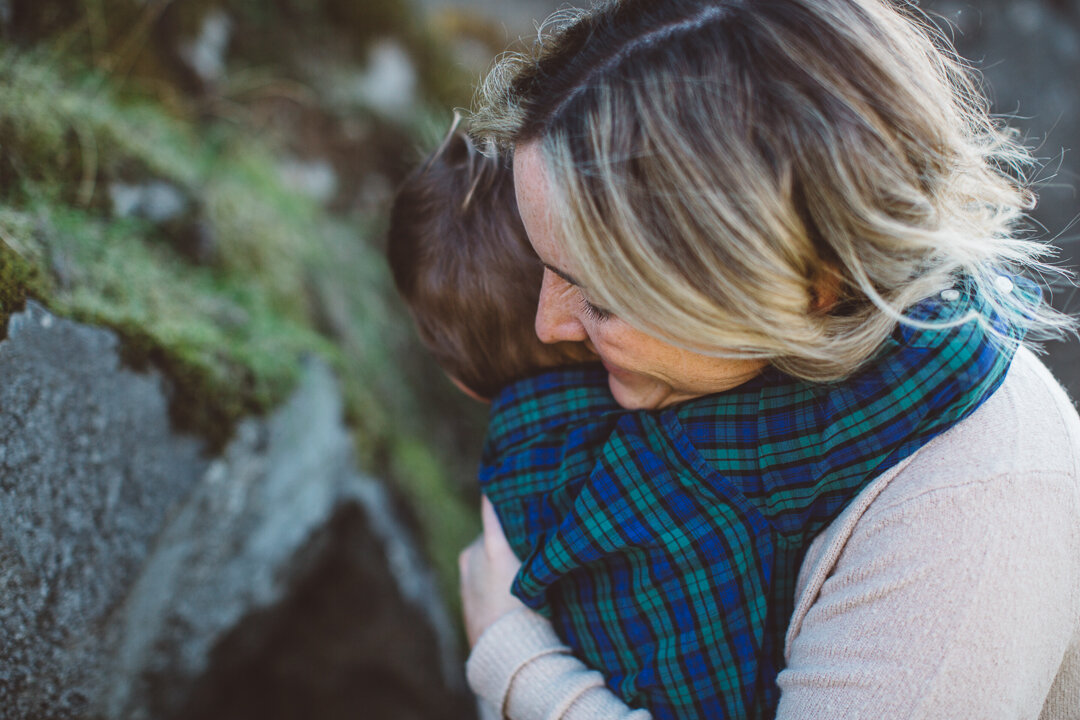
left=0, top=0, right=494, bottom=622
left=0, top=240, right=40, bottom=339
left=0, top=33, right=485, bottom=608
left=5, top=0, right=470, bottom=109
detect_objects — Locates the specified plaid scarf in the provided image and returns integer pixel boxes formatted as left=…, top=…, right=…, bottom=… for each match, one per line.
left=479, top=286, right=1021, bottom=720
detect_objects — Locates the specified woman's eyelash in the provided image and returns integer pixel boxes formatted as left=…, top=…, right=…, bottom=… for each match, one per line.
left=579, top=295, right=612, bottom=322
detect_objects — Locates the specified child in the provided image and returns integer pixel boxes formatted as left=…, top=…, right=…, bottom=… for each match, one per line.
left=387, top=126, right=593, bottom=399
left=387, top=126, right=1013, bottom=720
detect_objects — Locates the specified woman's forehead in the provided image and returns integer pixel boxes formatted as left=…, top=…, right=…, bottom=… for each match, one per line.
left=513, top=143, right=560, bottom=259
left=511, top=142, right=547, bottom=206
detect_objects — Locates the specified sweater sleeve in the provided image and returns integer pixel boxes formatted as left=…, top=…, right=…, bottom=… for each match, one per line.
left=466, top=608, right=653, bottom=720
left=776, top=471, right=1080, bottom=720
left=466, top=471, right=1080, bottom=720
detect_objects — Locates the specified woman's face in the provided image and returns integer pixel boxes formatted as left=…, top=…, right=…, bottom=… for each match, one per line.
left=514, top=143, right=767, bottom=410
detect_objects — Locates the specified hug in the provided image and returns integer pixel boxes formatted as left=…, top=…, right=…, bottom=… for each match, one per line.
left=391, top=0, right=1080, bottom=717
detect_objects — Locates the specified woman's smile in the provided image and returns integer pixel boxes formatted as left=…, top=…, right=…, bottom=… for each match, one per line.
left=528, top=250, right=768, bottom=409
left=515, top=142, right=766, bottom=410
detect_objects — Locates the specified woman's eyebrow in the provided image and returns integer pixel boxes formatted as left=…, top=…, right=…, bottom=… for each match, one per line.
left=542, top=262, right=583, bottom=288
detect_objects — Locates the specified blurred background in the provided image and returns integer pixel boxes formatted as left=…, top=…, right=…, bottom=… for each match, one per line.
left=0, top=1, right=1075, bottom=719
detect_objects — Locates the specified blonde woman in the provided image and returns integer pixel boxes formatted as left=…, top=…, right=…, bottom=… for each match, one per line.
left=457, top=0, right=1080, bottom=718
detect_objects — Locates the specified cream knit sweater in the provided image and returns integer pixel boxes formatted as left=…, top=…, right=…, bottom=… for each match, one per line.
left=466, top=347, right=1080, bottom=720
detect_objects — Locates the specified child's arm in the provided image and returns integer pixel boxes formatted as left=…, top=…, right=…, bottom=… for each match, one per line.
left=468, top=608, right=652, bottom=720
left=462, top=495, right=651, bottom=720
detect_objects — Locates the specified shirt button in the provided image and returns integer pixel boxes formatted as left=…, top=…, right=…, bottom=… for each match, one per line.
left=995, top=275, right=1014, bottom=293
left=941, top=288, right=961, bottom=301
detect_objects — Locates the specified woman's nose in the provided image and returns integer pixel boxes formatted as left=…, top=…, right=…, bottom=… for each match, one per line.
left=535, top=269, right=589, bottom=344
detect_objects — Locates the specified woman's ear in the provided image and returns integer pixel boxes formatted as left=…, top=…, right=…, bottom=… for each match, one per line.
left=810, top=267, right=842, bottom=313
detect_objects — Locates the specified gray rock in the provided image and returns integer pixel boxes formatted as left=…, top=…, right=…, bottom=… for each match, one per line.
left=103, top=354, right=465, bottom=719
left=180, top=9, right=232, bottom=84
left=321, top=40, right=418, bottom=119
left=108, top=181, right=189, bottom=225
left=277, top=158, right=339, bottom=205
left=0, top=301, right=207, bottom=718
left=924, top=0, right=1080, bottom=238
left=0, top=302, right=471, bottom=719
left=108, top=180, right=218, bottom=265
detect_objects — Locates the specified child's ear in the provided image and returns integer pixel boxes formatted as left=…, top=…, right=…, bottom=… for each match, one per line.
left=449, top=375, right=492, bottom=404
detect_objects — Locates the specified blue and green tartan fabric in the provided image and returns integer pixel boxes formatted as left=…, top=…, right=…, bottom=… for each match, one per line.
left=479, top=285, right=1024, bottom=720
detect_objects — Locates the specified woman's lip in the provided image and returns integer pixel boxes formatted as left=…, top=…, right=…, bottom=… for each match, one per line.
left=586, top=342, right=632, bottom=380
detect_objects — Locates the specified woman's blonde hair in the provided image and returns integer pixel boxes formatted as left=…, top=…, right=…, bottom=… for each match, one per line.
left=472, top=0, right=1075, bottom=380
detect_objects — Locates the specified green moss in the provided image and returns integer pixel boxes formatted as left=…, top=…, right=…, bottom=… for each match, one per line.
left=0, top=49, right=203, bottom=213
left=0, top=14, right=486, bottom=612
left=0, top=242, right=42, bottom=339
left=0, top=49, right=323, bottom=445
left=386, top=435, right=481, bottom=617
left=0, top=199, right=330, bottom=451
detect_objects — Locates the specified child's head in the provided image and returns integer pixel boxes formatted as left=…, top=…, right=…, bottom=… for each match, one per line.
left=388, top=125, right=588, bottom=400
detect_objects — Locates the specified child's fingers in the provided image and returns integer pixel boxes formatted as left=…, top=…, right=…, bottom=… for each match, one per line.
left=480, top=494, right=500, bottom=536
left=481, top=495, right=508, bottom=550
left=481, top=495, right=518, bottom=561
left=458, top=535, right=482, bottom=577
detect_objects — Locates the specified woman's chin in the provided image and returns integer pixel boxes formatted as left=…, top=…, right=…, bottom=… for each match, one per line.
left=607, top=373, right=667, bottom=410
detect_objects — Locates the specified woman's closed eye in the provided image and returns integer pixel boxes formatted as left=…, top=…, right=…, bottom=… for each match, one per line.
left=579, top=294, right=612, bottom=322
left=538, top=259, right=613, bottom=322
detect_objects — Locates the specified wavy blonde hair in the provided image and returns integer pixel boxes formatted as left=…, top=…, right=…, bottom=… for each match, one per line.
left=472, top=0, right=1074, bottom=380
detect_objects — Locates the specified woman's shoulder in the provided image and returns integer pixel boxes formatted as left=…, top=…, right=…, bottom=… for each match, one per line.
left=933, top=344, right=1080, bottom=478
left=789, top=344, right=1080, bottom=642
left=801, top=347, right=1078, bottom=572
left=799, top=346, right=1079, bottom=564
left=780, top=348, right=1080, bottom=719
left=870, top=344, right=1080, bottom=496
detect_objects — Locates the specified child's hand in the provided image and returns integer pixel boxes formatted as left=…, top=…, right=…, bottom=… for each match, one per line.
left=459, top=495, right=526, bottom=647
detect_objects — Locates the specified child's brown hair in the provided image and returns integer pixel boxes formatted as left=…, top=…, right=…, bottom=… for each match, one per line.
left=387, top=125, right=585, bottom=399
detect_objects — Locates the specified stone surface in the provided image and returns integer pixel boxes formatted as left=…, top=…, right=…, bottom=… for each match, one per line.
left=0, top=301, right=471, bottom=719
left=0, top=301, right=206, bottom=719
left=180, top=9, right=232, bottom=84
left=416, top=0, right=562, bottom=34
